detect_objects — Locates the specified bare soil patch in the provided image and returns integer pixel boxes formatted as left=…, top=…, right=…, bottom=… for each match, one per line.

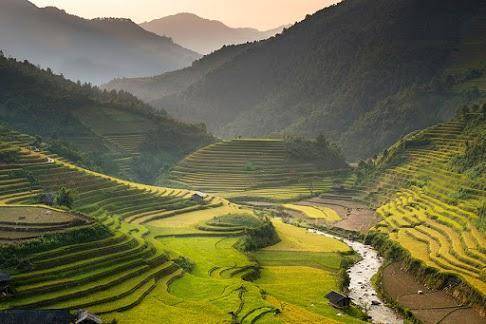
left=0, top=206, right=78, bottom=225
left=382, top=262, right=484, bottom=324
left=0, top=206, right=91, bottom=243
left=301, top=197, right=380, bottom=232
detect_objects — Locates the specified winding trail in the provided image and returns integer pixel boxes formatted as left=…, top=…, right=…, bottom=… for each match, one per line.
left=310, top=229, right=403, bottom=324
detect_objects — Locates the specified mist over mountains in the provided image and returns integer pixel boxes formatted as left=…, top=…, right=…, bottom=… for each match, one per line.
left=0, top=0, right=201, bottom=84
left=140, top=13, right=287, bottom=54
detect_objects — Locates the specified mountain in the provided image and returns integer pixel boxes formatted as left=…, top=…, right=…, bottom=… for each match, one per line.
left=0, top=0, right=201, bottom=84
left=140, top=13, right=287, bottom=54
left=0, top=53, right=214, bottom=184
left=105, top=0, right=486, bottom=161
left=103, top=43, right=252, bottom=103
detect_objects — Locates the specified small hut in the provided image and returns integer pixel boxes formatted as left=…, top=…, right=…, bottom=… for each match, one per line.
left=325, top=291, right=351, bottom=309
left=191, top=191, right=207, bottom=204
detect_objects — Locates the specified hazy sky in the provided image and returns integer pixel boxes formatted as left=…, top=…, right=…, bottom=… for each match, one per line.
left=29, top=0, right=340, bottom=30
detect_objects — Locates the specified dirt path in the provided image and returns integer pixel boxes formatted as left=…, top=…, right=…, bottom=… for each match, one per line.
left=382, top=263, right=484, bottom=324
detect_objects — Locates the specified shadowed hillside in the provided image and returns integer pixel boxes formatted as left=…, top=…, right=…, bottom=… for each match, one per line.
left=140, top=13, right=286, bottom=54
left=106, top=0, right=486, bottom=161
left=0, top=0, right=201, bottom=84
left=0, top=54, right=214, bottom=184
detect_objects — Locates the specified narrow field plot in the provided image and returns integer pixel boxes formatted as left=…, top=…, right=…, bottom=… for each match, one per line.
left=157, top=236, right=250, bottom=277
left=101, top=280, right=226, bottom=324
left=147, top=203, right=245, bottom=228
left=264, top=219, right=350, bottom=253
left=220, top=179, right=335, bottom=201
left=256, top=266, right=362, bottom=323
left=252, top=250, right=342, bottom=271
left=0, top=206, right=81, bottom=224
left=283, top=204, right=341, bottom=222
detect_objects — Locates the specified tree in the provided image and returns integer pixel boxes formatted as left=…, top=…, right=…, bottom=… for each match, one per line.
left=55, top=187, right=76, bottom=208
left=33, top=135, right=42, bottom=149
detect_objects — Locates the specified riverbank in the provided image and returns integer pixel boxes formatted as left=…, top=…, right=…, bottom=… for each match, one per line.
left=311, top=229, right=403, bottom=323
left=380, top=262, right=485, bottom=324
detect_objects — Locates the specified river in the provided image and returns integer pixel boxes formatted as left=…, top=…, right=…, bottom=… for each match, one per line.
left=309, top=229, right=403, bottom=324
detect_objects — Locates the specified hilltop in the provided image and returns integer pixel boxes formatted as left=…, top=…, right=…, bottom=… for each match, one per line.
left=140, top=13, right=286, bottom=54
left=0, top=53, right=214, bottom=184
left=0, top=0, right=200, bottom=84
left=106, top=0, right=486, bottom=161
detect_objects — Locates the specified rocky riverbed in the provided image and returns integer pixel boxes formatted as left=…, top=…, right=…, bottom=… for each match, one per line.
left=310, top=229, right=403, bottom=324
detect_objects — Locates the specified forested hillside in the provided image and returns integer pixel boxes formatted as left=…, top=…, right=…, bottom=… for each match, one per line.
left=0, top=54, right=214, bottom=184
left=0, top=0, right=200, bottom=84
left=104, top=44, right=251, bottom=103
left=106, top=0, right=486, bottom=160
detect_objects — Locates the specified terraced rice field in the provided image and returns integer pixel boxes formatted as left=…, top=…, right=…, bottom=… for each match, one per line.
left=367, top=119, right=486, bottom=294
left=283, top=203, right=342, bottom=223
left=110, top=221, right=362, bottom=323
left=0, top=206, right=91, bottom=243
left=0, top=130, right=229, bottom=318
left=265, top=219, right=350, bottom=253
left=0, top=130, right=365, bottom=323
left=170, top=138, right=348, bottom=200
left=67, top=106, right=160, bottom=178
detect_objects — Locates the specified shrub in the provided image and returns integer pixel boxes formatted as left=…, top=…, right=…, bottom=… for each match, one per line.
left=0, top=225, right=110, bottom=268
left=9, top=169, right=39, bottom=186
left=284, top=134, right=347, bottom=170
left=236, top=220, right=280, bottom=252
left=244, top=161, right=257, bottom=172
left=36, top=192, right=56, bottom=206
left=173, top=256, right=194, bottom=273
left=211, top=214, right=262, bottom=228
left=55, top=187, right=76, bottom=209
left=476, top=201, right=486, bottom=232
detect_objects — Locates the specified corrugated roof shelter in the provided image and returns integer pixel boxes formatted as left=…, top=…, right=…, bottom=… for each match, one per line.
left=325, top=291, right=351, bottom=309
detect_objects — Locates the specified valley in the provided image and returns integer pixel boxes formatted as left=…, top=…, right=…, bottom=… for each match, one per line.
left=0, top=0, right=485, bottom=323
left=0, top=110, right=484, bottom=323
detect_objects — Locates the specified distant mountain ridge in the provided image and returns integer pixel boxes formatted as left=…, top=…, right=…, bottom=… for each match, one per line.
left=140, top=13, right=287, bottom=54
left=0, top=0, right=201, bottom=84
left=106, top=0, right=486, bottom=161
